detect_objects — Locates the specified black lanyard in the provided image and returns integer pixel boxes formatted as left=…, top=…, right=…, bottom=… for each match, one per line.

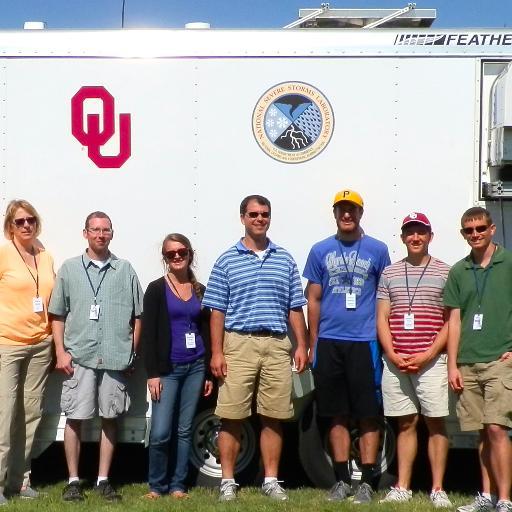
left=81, top=256, right=109, bottom=305
left=471, top=261, right=493, bottom=312
left=470, top=246, right=497, bottom=311
left=338, top=238, right=362, bottom=294
left=13, top=241, right=39, bottom=297
left=404, top=257, right=431, bottom=314
left=166, top=274, right=193, bottom=330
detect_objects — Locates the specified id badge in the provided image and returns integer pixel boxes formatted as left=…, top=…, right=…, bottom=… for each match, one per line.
left=32, top=297, right=44, bottom=313
left=89, top=304, right=100, bottom=320
left=473, top=313, right=483, bottom=330
left=345, top=292, right=357, bottom=309
left=404, top=313, right=415, bottom=330
left=185, top=332, right=196, bottom=349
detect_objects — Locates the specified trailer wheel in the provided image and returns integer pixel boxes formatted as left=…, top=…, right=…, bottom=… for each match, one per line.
left=298, top=401, right=396, bottom=488
left=188, top=406, right=260, bottom=487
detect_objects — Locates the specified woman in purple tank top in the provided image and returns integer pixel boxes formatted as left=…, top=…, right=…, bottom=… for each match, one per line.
left=141, top=233, right=212, bottom=499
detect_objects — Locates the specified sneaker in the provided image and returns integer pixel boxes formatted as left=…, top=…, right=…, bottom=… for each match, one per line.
left=62, top=481, right=85, bottom=502
left=496, top=500, right=512, bottom=512
left=261, top=480, right=288, bottom=501
left=430, top=489, right=452, bottom=508
left=379, top=487, right=413, bottom=503
left=327, top=480, right=353, bottom=501
left=0, top=493, right=7, bottom=506
left=219, top=481, right=238, bottom=502
left=93, top=480, right=121, bottom=502
left=19, top=486, right=42, bottom=499
left=457, top=494, right=495, bottom=512
left=353, top=482, right=374, bottom=504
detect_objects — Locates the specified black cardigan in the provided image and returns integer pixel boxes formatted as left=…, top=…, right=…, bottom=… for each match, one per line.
left=141, top=276, right=211, bottom=379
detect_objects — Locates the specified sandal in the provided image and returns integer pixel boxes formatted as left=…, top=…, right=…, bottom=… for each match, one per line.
left=143, top=491, right=161, bottom=499
left=170, top=490, right=189, bottom=499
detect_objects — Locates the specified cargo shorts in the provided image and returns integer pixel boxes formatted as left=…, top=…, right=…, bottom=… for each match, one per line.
left=60, top=362, right=131, bottom=420
left=457, top=358, right=512, bottom=431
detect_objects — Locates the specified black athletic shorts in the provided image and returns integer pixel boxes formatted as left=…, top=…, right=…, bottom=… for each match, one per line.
left=312, top=339, right=382, bottom=419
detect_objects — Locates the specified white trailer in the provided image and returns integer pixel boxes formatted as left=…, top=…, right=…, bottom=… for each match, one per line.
left=2, top=14, right=512, bottom=486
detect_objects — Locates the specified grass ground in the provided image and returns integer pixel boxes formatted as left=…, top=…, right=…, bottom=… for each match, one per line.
left=3, top=484, right=472, bottom=511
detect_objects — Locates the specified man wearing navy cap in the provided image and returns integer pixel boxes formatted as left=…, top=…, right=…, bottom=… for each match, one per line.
left=377, top=213, right=452, bottom=507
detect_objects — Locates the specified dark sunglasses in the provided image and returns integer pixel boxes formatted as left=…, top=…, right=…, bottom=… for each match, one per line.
left=165, top=248, right=189, bottom=259
left=13, top=216, right=37, bottom=227
left=246, top=211, right=270, bottom=219
left=462, top=225, right=489, bottom=235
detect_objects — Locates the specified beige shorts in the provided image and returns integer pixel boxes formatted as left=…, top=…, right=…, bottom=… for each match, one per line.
left=60, top=362, right=131, bottom=420
left=382, top=353, right=449, bottom=417
left=215, top=331, right=293, bottom=420
left=457, top=359, right=512, bottom=431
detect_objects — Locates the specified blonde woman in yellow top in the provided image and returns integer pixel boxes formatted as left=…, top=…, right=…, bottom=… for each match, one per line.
left=0, top=200, right=55, bottom=503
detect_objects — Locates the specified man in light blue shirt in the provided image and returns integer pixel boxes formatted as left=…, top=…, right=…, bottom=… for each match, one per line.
left=304, top=189, right=390, bottom=504
left=49, top=211, right=142, bottom=503
left=203, top=194, right=307, bottom=502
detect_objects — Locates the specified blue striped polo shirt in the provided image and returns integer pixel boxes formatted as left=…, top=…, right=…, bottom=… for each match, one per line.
left=203, top=239, right=306, bottom=333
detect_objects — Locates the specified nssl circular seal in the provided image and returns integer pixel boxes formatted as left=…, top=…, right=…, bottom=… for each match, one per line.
left=252, top=81, right=334, bottom=164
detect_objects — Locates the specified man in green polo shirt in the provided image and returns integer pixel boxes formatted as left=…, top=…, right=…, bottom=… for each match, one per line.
left=444, top=207, right=512, bottom=512
left=49, top=211, right=143, bottom=503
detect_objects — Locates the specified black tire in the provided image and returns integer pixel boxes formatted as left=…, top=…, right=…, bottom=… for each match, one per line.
left=187, top=402, right=260, bottom=487
left=298, top=401, right=396, bottom=489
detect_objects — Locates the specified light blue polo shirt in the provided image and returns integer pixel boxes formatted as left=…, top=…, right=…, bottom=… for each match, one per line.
left=203, top=239, right=306, bottom=333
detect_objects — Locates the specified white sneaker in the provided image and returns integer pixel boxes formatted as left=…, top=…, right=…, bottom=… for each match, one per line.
left=218, top=481, right=239, bottom=502
left=430, top=489, right=452, bottom=508
left=457, top=494, right=495, bottom=512
left=496, top=500, right=512, bottom=512
left=261, top=480, right=288, bottom=501
left=379, top=487, right=413, bottom=503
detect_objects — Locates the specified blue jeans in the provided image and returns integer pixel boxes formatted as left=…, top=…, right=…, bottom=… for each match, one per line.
left=148, top=358, right=205, bottom=494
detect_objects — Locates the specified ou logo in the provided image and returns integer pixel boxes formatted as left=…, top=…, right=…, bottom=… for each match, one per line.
left=71, top=86, right=131, bottom=168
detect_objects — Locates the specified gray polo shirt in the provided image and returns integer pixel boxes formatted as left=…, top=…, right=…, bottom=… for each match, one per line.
left=49, top=251, right=143, bottom=370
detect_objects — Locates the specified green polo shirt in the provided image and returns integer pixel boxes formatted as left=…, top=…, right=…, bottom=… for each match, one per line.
left=443, top=245, right=512, bottom=364
left=49, top=251, right=143, bottom=371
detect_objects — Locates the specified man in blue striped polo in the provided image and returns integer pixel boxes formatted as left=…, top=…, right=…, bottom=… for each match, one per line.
left=203, top=194, right=308, bottom=502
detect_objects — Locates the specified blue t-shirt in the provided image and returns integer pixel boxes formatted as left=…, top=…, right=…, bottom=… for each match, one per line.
left=303, top=234, right=390, bottom=342
left=165, top=286, right=205, bottom=363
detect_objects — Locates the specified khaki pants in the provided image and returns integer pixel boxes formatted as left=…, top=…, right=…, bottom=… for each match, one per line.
left=0, top=339, right=53, bottom=491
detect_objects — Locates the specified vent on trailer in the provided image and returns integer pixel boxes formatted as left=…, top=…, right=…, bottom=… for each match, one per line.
left=284, top=3, right=436, bottom=29
left=23, top=21, right=46, bottom=30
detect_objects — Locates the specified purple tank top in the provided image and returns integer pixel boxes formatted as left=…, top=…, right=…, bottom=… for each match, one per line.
left=165, top=285, right=205, bottom=363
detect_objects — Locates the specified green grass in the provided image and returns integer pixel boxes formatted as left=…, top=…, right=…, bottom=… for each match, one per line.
left=4, top=484, right=472, bottom=511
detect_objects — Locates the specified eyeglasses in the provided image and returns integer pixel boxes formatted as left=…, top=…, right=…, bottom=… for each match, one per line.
left=87, top=227, right=113, bottom=235
left=13, top=216, right=37, bottom=228
left=246, top=211, right=270, bottom=219
left=165, top=248, right=189, bottom=260
left=462, top=225, right=489, bottom=235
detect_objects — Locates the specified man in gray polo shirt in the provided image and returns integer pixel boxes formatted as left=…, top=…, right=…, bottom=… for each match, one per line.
left=49, top=211, right=142, bottom=502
